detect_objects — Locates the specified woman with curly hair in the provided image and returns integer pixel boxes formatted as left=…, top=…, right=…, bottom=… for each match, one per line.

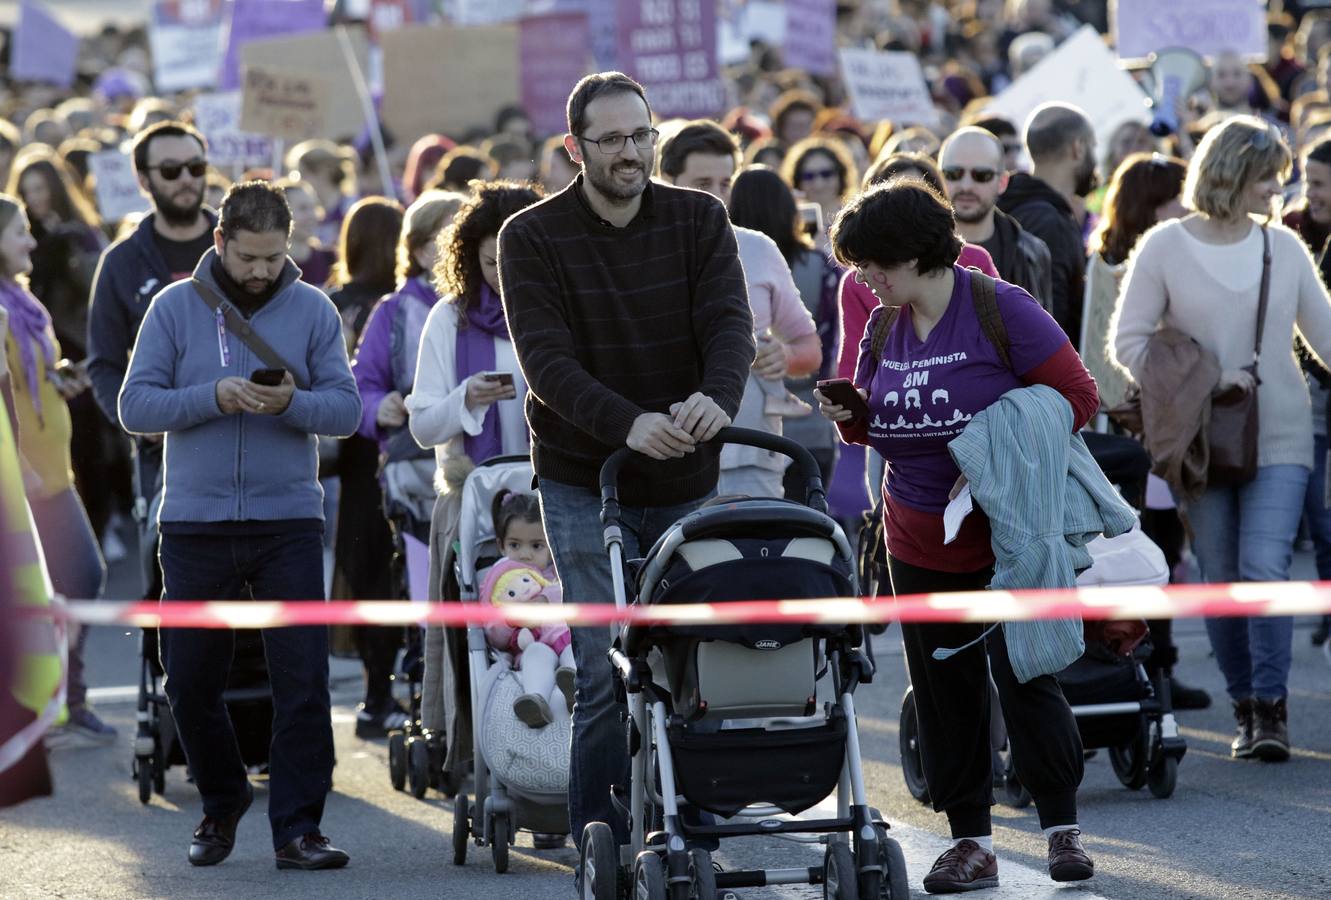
left=781, top=135, right=859, bottom=244
left=407, top=181, right=543, bottom=474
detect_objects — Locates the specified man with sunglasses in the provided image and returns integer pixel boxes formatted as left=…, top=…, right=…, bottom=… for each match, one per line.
left=86, top=120, right=216, bottom=607
left=940, top=127, right=1053, bottom=308
left=498, top=72, right=754, bottom=861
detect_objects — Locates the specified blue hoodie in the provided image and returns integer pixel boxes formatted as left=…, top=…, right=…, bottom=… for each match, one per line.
left=118, top=247, right=361, bottom=524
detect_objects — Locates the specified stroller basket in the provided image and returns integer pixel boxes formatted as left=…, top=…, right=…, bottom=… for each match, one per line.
left=668, top=709, right=849, bottom=818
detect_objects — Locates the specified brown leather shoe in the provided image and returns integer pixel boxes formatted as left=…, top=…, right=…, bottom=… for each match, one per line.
left=1231, top=698, right=1256, bottom=758
left=923, top=840, right=999, bottom=894
left=1250, top=697, right=1290, bottom=762
left=188, top=785, right=253, bottom=867
left=275, top=832, right=350, bottom=870
left=1047, top=829, right=1094, bottom=882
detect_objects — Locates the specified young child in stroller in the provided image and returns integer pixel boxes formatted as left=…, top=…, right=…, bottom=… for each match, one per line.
left=479, top=490, right=575, bottom=728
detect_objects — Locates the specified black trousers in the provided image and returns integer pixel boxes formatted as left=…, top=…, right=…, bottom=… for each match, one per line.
left=889, top=556, right=1084, bottom=836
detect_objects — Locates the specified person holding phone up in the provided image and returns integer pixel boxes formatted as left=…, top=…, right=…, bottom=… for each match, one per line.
left=814, top=179, right=1100, bottom=893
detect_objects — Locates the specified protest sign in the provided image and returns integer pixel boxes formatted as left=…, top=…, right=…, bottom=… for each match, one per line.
left=718, top=0, right=786, bottom=66
left=193, top=92, right=274, bottom=169
left=986, top=25, right=1150, bottom=154
left=10, top=0, right=79, bottom=88
left=588, top=0, right=620, bottom=70
left=1113, top=0, right=1266, bottom=64
left=88, top=151, right=151, bottom=224
left=218, top=0, right=326, bottom=91
left=839, top=48, right=939, bottom=127
left=240, top=66, right=332, bottom=143
left=520, top=13, right=593, bottom=138
left=240, top=27, right=372, bottom=140
left=618, top=0, right=726, bottom=120
left=148, top=0, right=226, bottom=93
left=783, top=0, right=837, bottom=77
left=380, top=24, right=521, bottom=145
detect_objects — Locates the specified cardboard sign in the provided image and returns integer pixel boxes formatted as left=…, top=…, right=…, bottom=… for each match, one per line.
left=520, top=13, right=592, bottom=138
left=380, top=23, right=520, bottom=146
left=240, top=65, right=332, bottom=142
left=10, top=0, right=79, bottom=88
left=1113, top=0, right=1266, bottom=64
left=617, top=0, right=726, bottom=120
left=149, top=0, right=226, bottom=93
left=218, top=0, right=326, bottom=90
left=88, top=151, right=151, bottom=224
left=193, top=91, right=275, bottom=169
left=985, top=25, right=1150, bottom=154
left=239, top=27, right=373, bottom=141
left=839, top=48, right=939, bottom=127
left=783, top=0, right=837, bottom=77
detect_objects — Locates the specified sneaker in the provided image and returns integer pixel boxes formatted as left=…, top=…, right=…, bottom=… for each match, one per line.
left=513, top=693, right=553, bottom=728
left=1230, top=698, right=1256, bottom=759
left=1047, top=829, right=1094, bottom=882
left=354, top=701, right=410, bottom=739
left=923, top=840, right=998, bottom=894
left=764, top=391, right=813, bottom=418
left=1250, top=697, right=1290, bottom=762
left=46, top=706, right=118, bottom=749
left=1170, top=678, right=1211, bottom=711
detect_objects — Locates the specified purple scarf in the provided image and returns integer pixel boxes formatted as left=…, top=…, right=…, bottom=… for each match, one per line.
left=455, top=283, right=511, bottom=464
left=0, top=279, right=56, bottom=422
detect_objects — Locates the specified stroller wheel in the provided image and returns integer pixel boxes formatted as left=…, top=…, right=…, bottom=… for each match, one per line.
left=135, top=756, right=153, bottom=805
left=408, top=736, right=430, bottom=799
left=451, top=794, right=469, bottom=865
left=874, top=825, right=910, bottom=900
left=387, top=730, right=407, bottom=792
left=898, top=689, right=931, bottom=804
left=490, top=813, right=510, bottom=874
left=1001, top=754, right=1032, bottom=808
left=632, top=851, right=667, bottom=900
left=687, top=849, right=717, bottom=900
left=1148, top=755, right=1178, bottom=799
left=824, top=841, right=859, bottom=899
left=1109, top=725, right=1150, bottom=791
left=580, top=822, right=620, bottom=900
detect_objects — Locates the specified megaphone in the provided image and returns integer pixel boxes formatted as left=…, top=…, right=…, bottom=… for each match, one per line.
left=1145, top=48, right=1208, bottom=137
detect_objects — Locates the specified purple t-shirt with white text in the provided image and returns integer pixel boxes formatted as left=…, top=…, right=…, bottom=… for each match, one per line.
left=853, top=266, right=1067, bottom=514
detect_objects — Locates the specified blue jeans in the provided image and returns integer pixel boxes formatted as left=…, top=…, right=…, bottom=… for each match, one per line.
left=537, top=478, right=709, bottom=848
left=1189, top=465, right=1308, bottom=701
left=159, top=529, right=332, bottom=850
left=1303, top=434, right=1331, bottom=579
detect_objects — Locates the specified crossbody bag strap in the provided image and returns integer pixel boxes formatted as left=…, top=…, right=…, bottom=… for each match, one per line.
left=968, top=268, right=1012, bottom=371
left=1252, top=225, right=1272, bottom=382
left=192, top=277, right=308, bottom=390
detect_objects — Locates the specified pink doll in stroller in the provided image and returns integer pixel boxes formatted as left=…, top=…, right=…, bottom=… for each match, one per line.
left=480, top=490, right=575, bottom=728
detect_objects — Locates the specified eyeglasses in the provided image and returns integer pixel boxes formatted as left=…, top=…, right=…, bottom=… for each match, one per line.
left=941, top=166, right=1000, bottom=184
left=799, top=167, right=839, bottom=183
left=148, top=160, right=208, bottom=181
left=577, top=129, right=659, bottom=154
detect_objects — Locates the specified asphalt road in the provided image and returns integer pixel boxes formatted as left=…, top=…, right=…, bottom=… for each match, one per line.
left=2, top=530, right=1330, bottom=900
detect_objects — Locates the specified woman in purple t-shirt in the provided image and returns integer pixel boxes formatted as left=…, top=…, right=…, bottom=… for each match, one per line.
left=816, top=179, right=1100, bottom=893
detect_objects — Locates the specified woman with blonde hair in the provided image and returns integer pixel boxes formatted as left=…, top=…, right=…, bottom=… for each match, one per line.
left=1112, top=116, right=1331, bottom=762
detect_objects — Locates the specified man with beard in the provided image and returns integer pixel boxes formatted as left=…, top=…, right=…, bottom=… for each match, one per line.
left=86, top=120, right=216, bottom=599
left=498, top=72, right=754, bottom=858
left=940, top=126, right=1053, bottom=307
left=998, top=103, right=1097, bottom=343
left=119, top=181, right=359, bottom=871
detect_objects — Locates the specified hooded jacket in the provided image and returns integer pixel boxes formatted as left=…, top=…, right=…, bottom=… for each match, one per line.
left=998, top=173, right=1083, bottom=344
left=118, top=247, right=361, bottom=524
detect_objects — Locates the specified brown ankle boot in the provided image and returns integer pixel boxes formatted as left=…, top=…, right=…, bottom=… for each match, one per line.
left=1250, top=697, right=1290, bottom=762
left=1230, top=698, right=1256, bottom=759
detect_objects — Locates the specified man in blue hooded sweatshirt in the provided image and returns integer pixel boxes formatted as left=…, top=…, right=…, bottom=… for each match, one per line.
left=119, top=181, right=360, bottom=872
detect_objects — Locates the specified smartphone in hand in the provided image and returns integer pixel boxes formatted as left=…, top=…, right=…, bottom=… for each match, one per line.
left=479, top=370, right=514, bottom=387
left=816, top=378, right=871, bottom=419
left=250, top=367, right=287, bottom=387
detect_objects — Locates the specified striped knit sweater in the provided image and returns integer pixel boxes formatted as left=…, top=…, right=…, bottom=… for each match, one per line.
left=498, top=176, right=755, bottom=506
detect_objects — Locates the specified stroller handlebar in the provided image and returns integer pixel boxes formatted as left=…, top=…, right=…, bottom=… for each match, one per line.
left=599, top=427, right=828, bottom=525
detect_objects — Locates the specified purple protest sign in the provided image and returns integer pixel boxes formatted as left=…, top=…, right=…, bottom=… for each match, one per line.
left=783, top=0, right=837, bottom=77
left=587, top=0, right=619, bottom=71
left=11, top=0, right=79, bottom=88
left=520, top=13, right=592, bottom=138
left=617, top=0, right=725, bottom=120
left=217, top=0, right=326, bottom=90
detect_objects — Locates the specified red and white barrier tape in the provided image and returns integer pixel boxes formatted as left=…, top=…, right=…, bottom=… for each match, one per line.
left=31, top=581, right=1331, bottom=630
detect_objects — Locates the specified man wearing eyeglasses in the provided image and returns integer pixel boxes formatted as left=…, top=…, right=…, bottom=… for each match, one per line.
left=86, top=120, right=216, bottom=609
left=939, top=127, right=1053, bottom=309
left=498, top=72, right=754, bottom=857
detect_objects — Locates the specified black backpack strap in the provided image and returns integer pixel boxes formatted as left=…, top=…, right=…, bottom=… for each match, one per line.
left=193, top=277, right=307, bottom=390
left=967, top=268, right=1011, bottom=371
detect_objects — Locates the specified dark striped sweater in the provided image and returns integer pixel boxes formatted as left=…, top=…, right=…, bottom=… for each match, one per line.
left=498, top=176, right=754, bottom=506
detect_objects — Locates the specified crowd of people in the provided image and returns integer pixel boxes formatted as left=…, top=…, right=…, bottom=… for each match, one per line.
left=4, top=0, right=1331, bottom=893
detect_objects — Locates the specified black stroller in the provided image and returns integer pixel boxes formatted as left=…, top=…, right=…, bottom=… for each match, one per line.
left=133, top=628, right=272, bottom=804
left=581, top=428, right=910, bottom=900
